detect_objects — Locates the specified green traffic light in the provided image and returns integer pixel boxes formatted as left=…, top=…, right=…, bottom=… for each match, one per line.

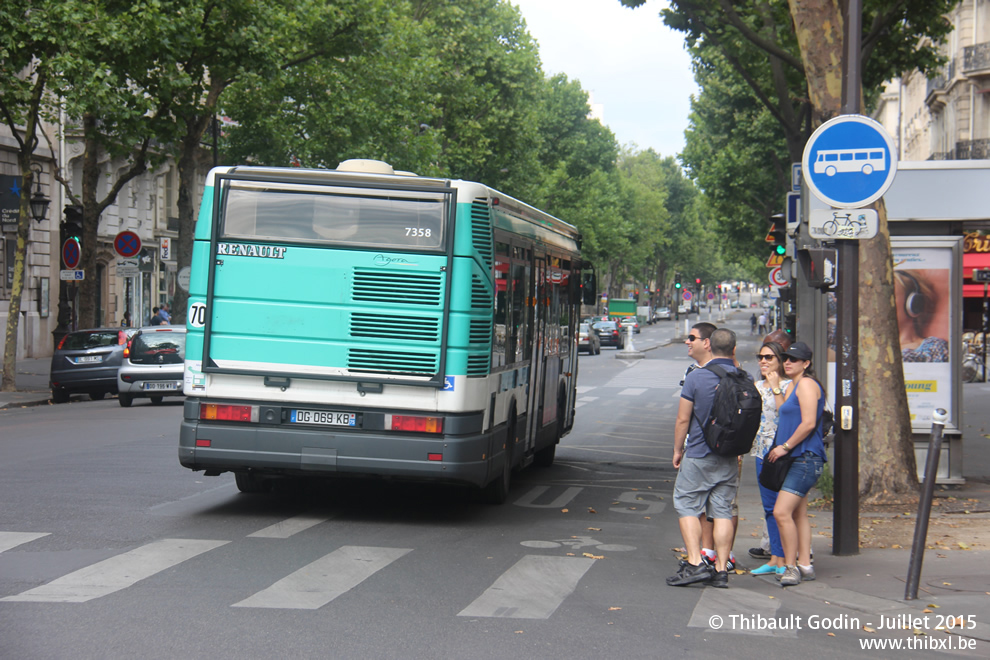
left=674, top=283, right=681, bottom=289
left=775, top=244, right=786, bottom=256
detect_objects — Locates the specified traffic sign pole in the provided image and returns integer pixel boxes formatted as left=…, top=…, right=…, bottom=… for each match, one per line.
left=833, top=0, right=862, bottom=557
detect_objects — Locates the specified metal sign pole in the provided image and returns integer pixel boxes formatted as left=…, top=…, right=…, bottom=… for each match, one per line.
left=833, top=0, right=862, bottom=556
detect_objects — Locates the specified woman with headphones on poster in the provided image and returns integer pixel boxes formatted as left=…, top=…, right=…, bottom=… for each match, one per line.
left=894, top=270, right=948, bottom=362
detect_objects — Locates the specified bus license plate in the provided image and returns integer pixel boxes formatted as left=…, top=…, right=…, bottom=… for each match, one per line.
left=144, top=381, right=179, bottom=391
left=290, top=410, right=356, bottom=427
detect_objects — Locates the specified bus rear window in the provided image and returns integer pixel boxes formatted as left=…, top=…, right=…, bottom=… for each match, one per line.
left=221, top=182, right=447, bottom=250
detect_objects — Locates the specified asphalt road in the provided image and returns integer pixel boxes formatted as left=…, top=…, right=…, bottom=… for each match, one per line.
left=2, top=315, right=940, bottom=659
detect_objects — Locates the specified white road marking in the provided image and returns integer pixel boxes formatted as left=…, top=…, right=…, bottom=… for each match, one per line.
left=618, top=388, right=647, bottom=396
left=458, top=555, right=596, bottom=619
left=513, top=486, right=583, bottom=508
left=575, top=386, right=595, bottom=394
left=0, top=532, right=50, bottom=553
left=2, top=538, right=229, bottom=603
left=688, top=586, right=796, bottom=637
left=248, top=515, right=330, bottom=539
left=232, top=546, right=411, bottom=610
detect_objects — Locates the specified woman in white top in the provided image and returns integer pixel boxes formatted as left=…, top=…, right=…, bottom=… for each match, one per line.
left=749, top=341, right=790, bottom=575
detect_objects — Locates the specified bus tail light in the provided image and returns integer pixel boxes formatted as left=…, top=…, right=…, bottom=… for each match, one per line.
left=388, top=414, right=444, bottom=433
left=200, top=403, right=259, bottom=423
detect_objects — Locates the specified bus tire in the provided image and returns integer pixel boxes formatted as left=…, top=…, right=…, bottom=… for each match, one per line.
left=483, top=419, right=515, bottom=505
left=535, top=391, right=565, bottom=468
left=235, top=472, right=273, bottom=494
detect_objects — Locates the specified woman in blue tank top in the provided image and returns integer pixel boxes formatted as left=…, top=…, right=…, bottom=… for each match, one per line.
left=764, top=341, right=827, bottom=587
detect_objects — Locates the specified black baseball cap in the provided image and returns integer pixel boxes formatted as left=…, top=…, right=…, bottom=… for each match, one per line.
left=782, top=341, right=813, bottom=361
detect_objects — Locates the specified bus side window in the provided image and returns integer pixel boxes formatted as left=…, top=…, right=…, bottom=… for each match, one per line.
left=493, top=257, right=508, bottom=369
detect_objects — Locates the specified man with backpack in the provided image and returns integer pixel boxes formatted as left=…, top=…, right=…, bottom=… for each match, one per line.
left=668, top=327, right=758, bottom=588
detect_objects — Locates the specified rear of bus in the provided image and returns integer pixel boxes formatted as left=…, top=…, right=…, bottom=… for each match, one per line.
left=178, top=161, right=508, bottom=494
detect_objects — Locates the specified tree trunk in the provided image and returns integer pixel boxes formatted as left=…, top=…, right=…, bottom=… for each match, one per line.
left=77, top=117, right=102, bottom=329
left=1, top=160, right=35, bottom=391
left=789, top=0, right=918, bottom=504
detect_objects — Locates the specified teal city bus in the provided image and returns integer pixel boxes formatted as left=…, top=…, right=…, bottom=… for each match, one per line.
left=178, top=160, right=592, bottom=503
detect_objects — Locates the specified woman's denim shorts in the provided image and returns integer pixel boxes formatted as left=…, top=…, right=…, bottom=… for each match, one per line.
left=781, top=452, right=825, bottom=497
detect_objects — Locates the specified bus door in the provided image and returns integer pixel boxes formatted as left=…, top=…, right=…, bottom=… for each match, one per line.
left=525, top=256, right=547, bottom=452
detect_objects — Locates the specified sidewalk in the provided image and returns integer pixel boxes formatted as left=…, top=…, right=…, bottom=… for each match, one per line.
left=0, top=356, right=53, bottom=409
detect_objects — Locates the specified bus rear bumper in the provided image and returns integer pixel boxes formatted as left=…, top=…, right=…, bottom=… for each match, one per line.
left=179, top=419, right=492, bottom=488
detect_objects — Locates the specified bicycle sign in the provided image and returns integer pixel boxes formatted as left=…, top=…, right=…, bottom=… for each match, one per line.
left=808, top=209, right=878, bottom=240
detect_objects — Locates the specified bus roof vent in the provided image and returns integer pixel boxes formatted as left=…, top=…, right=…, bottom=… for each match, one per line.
left=336, top=159, right=395, bottom=175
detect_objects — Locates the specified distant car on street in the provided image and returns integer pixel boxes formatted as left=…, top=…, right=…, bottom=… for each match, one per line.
left=592, top=320, right=625, bottom=349
left=117, top=326, right=187, bottom=407
left=653, top=307, right=671, bottom=321
left=49, top=328, right=137, bottom=403
left=578, top=323, right=601, bottom=355
left=619, top=316, right=640, bottom=334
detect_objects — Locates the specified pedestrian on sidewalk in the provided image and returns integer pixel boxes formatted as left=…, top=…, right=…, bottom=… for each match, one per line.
left=667, top=327, right=743, bottom=589
left=757, top=312, right=768, bottom=335
left=765, top=341, right=827, bottom=587
left=749, top=313, right=758, bottom=335
left=121, top=311, right=132, bottom=328
left=749, top=341, right=790, bottom=576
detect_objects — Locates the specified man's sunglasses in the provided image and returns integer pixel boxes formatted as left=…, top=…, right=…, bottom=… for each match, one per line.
left=686, top=335, right=705, bottom=342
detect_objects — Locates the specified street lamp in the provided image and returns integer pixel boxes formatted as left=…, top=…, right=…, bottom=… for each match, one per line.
left=29, top=164, right=50, bottom=223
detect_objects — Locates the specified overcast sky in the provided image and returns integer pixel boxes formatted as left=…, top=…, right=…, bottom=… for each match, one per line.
left=511, top=0, right=698, bottom=158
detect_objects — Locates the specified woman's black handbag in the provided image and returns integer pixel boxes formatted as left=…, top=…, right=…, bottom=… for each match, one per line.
left=759, top=451, right=796, bottom=492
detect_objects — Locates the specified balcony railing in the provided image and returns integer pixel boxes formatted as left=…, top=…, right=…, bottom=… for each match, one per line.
left=926, top=139, right=990, bottom=161
left=926, top=59, right=956, bottom=99
left=956, top=138, right=990, bottom=160
left=963, top=42, right=990, bottom=73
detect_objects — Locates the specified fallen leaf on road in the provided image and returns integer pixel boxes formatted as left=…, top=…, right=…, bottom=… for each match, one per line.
left=561, top=509, right=569, bottom=513
left=958, top=541, right=970, bottom=549
left=609, top=607, right=622, bottom=611
left=943, top=582, right=952, bottom=586
left=863, top=626, right=875, bottom=633
left=588, top=508, right=597, bottom=514
left=583, top=553, right=604, bottom=559
left=587, top=527, right=601, bottom=531
left=827, top=632, right=835, bottom=637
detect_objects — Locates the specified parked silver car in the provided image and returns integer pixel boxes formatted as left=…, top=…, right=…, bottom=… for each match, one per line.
left=50, top=328, right=137, bottom=403
left=117, top=326, right=187, bottom=407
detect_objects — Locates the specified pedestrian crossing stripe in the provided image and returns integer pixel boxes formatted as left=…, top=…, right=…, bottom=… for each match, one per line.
left=458, top=555, right=596, bottom=619
left=1, top=538, right=229, bottom=603
left=0, top=531, right=50, bottom=553
left=232, top=546, right=411, bottom=610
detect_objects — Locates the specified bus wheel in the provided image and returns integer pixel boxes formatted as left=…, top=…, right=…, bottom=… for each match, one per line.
left=235, top=472, right=273, bottom=494
left=483, top=425, right=514, bottom=505
left=535, top=393, right=565, bottom=468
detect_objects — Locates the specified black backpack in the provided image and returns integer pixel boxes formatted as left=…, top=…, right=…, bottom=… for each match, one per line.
left=692, top=364, right=762, bottom=457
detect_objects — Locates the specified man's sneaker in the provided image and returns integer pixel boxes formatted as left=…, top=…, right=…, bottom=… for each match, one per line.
left=779, top=566, right=801, bottom=586
left=726, top=555, right=736, bottom=572
left=748, top=547, right=770, bottom=560
left=798, top=565, right=816, bottom=581
left=709, top=570, right=729, bottom=589
left=667, top=562, right=714, bottom=587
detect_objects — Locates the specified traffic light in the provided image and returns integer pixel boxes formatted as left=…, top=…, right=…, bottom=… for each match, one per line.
left=63, top=205, right=83, bottom=242
left=695, top=278, right=701, bottom=286
left=674, top=274, right=681, bottom=289
left=783, top=312, right=797, bottom=336
left=769, top=224, right=786, bottom=256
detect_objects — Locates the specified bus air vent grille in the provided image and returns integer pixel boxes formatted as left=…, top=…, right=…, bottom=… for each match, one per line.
left=351, top=314, right=439, bottom=342
left=352, top=270, right=442, bottom=306
left=469, top=319, right=492, bottom=344
left=471, top=274, right=490, bottom=309
left=347, top=348, right=439, bottom=375
left=466, top=353, right=490, bottom=376
left=470, top=199, right=494, bottom=272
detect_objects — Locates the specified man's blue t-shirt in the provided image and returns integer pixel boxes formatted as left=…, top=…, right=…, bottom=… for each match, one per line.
left=680, top=358, right=744, bottom=459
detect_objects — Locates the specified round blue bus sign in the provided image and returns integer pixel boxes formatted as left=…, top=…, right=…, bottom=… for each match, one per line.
left=801, top=115, right=897, bottom=209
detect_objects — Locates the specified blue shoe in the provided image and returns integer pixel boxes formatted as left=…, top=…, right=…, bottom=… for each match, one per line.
left=750, top=563, right=781, bottom=575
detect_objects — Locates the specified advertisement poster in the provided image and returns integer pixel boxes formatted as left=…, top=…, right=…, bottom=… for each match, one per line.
left=892, top=245, right=953, bottom=429
left=825, top=238, right=961, bottom=432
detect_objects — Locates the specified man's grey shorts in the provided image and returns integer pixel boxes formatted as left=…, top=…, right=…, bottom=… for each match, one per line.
left=674, top=453, right=739, bottom=519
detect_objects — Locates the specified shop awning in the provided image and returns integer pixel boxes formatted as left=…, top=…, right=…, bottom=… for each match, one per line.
left=963, top=252, right=990, bottom=297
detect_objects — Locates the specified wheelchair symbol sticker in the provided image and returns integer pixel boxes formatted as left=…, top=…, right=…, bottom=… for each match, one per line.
left=443, top=377, right=455, bottom=391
